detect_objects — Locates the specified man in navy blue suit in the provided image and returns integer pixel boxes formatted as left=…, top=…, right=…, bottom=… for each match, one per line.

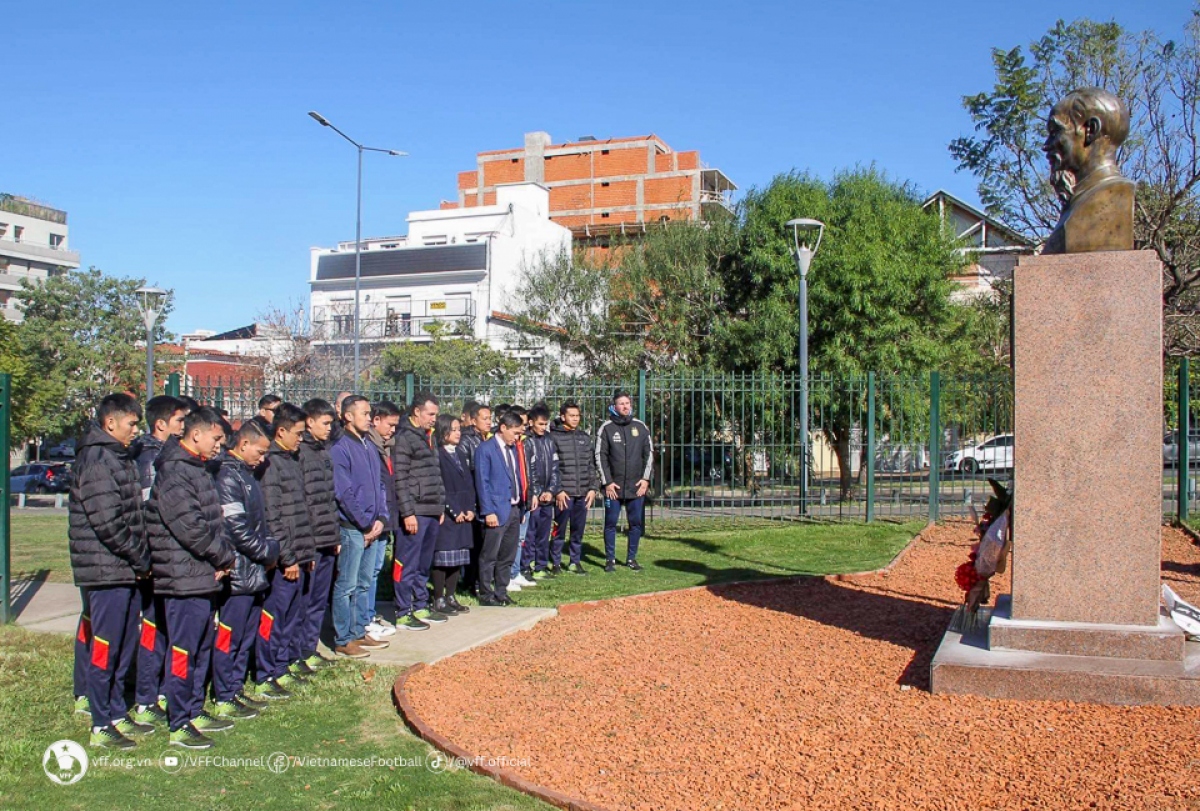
left=474, top=411, right=525, bottom=606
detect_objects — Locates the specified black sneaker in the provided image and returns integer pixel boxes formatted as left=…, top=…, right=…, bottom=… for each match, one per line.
left=433, top=598, right=459, bottom=616
left=445, top=596, right=470, bottom=614
left=604, top=560, right=616, bottom=573
left=627, top=559, right=643, bottom=571
left=497, top=594, right=517, bottom=606
left=549, top=565, right=562, bottom=575
left=477, top=595, right=503, bottom=607
left=572, top=563, right=588, bottom=575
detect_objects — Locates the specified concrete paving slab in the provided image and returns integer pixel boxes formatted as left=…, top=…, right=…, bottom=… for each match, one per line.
left=13, top=580, right=80, bottom=630
left=361, top=606, right=557, bottom=668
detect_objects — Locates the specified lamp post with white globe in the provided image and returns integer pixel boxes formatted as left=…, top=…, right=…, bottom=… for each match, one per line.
left=786, top=218, right=824, bottom=515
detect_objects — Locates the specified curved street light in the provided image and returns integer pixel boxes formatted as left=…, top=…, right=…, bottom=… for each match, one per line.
left=308, top=111, right=407, bottom=382
left=135, top=285, right=169, bottom=396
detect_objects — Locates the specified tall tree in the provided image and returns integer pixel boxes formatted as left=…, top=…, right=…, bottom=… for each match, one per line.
left=13, top=267, right=174, bottom=440
left=377, top=322, right=521, bottom=383
left=950, top=11, right=1200, bottom=353
left=719, top=168, right=972, bottom=497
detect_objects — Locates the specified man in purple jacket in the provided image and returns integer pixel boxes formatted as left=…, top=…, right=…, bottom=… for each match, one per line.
left=329, top=396, right=390, bottom=658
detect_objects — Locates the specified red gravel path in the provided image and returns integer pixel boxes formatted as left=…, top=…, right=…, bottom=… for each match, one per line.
left=405, top=524, right=1200, bottom=811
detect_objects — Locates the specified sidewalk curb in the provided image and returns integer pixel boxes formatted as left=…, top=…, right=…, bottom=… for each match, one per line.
left=393, top=663, right=610, bottom=811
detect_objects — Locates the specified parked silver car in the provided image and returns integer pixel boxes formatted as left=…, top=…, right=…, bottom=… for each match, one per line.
left=1162, top=432, right=1200, bottom=467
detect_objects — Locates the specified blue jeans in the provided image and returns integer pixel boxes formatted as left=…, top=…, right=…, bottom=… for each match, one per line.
left=332, top=527, right=375, bottom=647
left=511, top=510, right=529, bottom=579
left=604, top=496, right=645, bottom=562
left=359, top=533, right=389, bottom=629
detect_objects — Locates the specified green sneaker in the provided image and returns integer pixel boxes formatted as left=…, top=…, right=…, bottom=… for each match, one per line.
left=169, top=723, right=213, bottom=750
left=191, top=710, right=234, bottom=733
left=157, top=696, right=167, bottom=712
left=90, top=724, right=136, bottom=750
left=237, top=691, right=269, bottom=709
left=212, top=700, right=259, bottom=720
left=396, top=613, right=430, bottom=631
left=113, top=714, right=156, bottom=737
left=413, top=607, right=449, bottom=623
left=74, top=695, right=91, bottom=716
left=289, top=660, right=318, bottom=677
left=531, top=568, right=556, bottom=580
left=305, top=653, right=335, bottom=670
left=131, top=702, right=168, bottom=726
left=252, top=680, right=292, bottom=701
left=275, top=673, right=303, bottom=690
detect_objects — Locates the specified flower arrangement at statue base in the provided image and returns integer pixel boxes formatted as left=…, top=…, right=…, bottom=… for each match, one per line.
left=950, top=478, right=1012, bottom=634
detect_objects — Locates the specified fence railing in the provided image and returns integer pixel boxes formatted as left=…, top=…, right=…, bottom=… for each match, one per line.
left=173, top=366, right=1197, bottom=525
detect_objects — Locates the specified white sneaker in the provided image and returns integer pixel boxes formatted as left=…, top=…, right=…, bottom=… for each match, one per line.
left=507, top=581, right=522, bottom=592
left=515, top=574, right=538, bottom=587
left=366, top=621, right=396, bottom=637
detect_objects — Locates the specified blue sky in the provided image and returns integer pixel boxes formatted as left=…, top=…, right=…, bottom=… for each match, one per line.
left=6, top=0, right=1191, bottom=335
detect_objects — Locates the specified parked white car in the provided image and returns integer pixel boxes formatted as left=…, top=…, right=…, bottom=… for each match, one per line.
left=944, top=434, right=1013, bottom=474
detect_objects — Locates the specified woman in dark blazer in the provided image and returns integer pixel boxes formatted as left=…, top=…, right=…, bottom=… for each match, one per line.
left=434, top=414, right=475, bottom=615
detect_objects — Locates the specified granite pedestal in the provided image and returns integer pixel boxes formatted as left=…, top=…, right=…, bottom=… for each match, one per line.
left=931, top=250, right=1200, bottom=705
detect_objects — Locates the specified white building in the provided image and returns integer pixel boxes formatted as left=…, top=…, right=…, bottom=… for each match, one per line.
left=923, top=190, right=1033, bottom=301
left=309, top=182, right=572, bottom=364
left=0, top=195, right=80, bottom=322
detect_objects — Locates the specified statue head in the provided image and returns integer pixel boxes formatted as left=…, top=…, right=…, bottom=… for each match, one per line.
left=1043, top=88, right=1130, bottom=204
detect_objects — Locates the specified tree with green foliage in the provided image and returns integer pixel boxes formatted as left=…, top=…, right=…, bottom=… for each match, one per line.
left=377, top=322, right=521, bottom=383
left=513, top=220, right=737, bottom=377
left=950, top=10, right=1200, bottom=353
left=12, top=268, right=174, bottom=441
left=718, top=168, right=974, bottom=498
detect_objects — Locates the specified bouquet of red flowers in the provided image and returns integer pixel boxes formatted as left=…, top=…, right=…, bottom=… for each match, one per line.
left=949, top=479, right=1011, bottom=633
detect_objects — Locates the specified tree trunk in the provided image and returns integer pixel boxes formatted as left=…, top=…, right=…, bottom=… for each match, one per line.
left=830, top=427, right=854, bottom=502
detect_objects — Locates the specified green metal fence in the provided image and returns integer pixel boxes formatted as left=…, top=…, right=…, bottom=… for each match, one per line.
left=182, top=369, right=1027, bottom=523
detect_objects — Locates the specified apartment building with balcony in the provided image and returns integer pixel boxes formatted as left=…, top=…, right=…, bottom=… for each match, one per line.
left=309, top=181, right=572, bottom=364
left=0, top=194, right=81, bottom=322
left=442, top=132, right=736, bottom=245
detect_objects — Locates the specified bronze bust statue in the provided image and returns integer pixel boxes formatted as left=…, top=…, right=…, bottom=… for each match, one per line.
left=1041, top=87, right=1135, bottom=254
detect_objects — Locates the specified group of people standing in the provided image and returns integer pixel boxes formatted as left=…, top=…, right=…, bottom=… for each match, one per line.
left=67, top=387, right=653, bottom=752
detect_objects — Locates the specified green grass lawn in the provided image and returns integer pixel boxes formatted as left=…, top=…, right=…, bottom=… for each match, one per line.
left=3, top=511, right=921, bottom=810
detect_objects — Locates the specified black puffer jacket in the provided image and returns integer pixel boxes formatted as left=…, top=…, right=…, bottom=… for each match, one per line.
left=257, top=442, right=317, bottom=567
left=459, top=426, right=489, bottom=471
left=525, top=430, right=561, bottom=499
left=298, top=432, right=340, bottom=551
left=146, top=438, right=236, bottom=596
left=132, top=434, right=166, bottom=501
left=215, top=454, right=280, bottom=595
left=550, top=419, right=600, bottom=497
left=69, top=423, right=150, bottom=587
left=392, top=419, right=445, bottom=518
left=596, top=408, right=654, bottom=495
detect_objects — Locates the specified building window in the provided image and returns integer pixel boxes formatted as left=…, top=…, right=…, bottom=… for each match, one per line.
left=601, top=212, right=610, bottom=219
left=423, top=236, right=448, bottom=246
left=511, top=158, right=518, bottom=164
left=601, top=149, right=610, bottom=155
left=49, top=234, right=64, bottom=249
left=601, top=181, right=610, bottom=187
left=13, top=226, right=23, bottom=243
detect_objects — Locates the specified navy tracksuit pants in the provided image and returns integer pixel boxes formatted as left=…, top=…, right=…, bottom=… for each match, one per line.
left=553, top=496, right=590, bottom=566
left=257, top=568, right=301, bottom=682
left=394, top=516, right=438, bottom=615
left=297, top=550, right=336, bottom=660
left=604, top=496, right=645, bottom=562
left=134, top=579, right=168, bottom=706
left=163, top=594, right=216, bottom=732
left=79, top=585, right=139, bottom=728
left=527, top=502, right=555, bottom=570
left=73, top=591, right=90, bottom=699
left=212, top=592, right=262, bottom=703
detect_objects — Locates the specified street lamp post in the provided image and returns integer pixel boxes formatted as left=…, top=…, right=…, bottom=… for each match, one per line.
left=308, top=111, right=407, bottom=384
left=786, top=218, right=824, bottom=515
left=135, top=286, right=169, bottom=397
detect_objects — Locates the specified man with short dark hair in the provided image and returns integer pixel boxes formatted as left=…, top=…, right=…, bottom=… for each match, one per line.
left=525, top=404, right=560, bottom=580
left=550, top=400, right=600, bottom=575
left=212, top=420, right=279, bottom=719
left=331, top=395, right=391, bottom=656
left=126, top=394, right=186, bottom=728
left=392, top=392, right=447, bottom=628
left=70, top=394, right=153, bottom=749
left=458, top=401, right=492, bottom=596
left=255, top=404, right=318, bottom=692
left=296, top=399, right=342, bottom=672
left=146, top=407, right=237, bottom=749
left=364, top=400, right=403, bottom=638
left=475, top=411, right=527, bottom=606
left=596, top=390, right=654, bottom=572
left=250, top=395, right=282, bottom=436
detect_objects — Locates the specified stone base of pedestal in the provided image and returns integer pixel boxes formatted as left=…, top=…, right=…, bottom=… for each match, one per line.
left=930, top=599, right=1200, bottom=706
left=988, top=596, right=1186, bottom=661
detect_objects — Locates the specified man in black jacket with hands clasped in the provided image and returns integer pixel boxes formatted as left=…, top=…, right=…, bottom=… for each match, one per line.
left=146, top=407, right=237, bottom=750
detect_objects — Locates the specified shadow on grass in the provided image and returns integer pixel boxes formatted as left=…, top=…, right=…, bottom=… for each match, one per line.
left=655, top=558, right=952, bottom=691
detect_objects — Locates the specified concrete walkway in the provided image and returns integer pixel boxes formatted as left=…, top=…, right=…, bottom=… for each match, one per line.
left=11, top=579, right=557, bottom=667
